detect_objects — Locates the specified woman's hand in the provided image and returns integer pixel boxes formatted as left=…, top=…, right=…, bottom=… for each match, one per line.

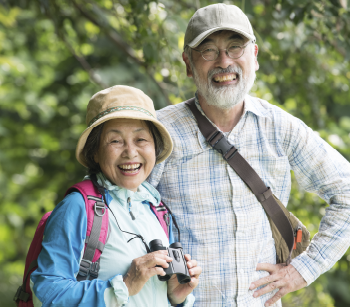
left=167, top=254, right=202, bottom=305
left=123, top=250, right=173, bottom=296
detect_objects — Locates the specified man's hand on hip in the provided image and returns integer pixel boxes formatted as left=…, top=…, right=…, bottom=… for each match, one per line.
left=249, top=263, right=307, bottom=307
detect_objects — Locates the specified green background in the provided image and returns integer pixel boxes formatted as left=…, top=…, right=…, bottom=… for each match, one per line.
left=1, top=0, right=350, bottom=306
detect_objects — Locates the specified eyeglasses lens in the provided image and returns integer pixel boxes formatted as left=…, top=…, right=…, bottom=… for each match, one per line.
left=201, top=45, right=244, bottom=61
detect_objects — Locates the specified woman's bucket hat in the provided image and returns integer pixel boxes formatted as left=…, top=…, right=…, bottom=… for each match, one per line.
left=76, top=85, right=173, bottom=167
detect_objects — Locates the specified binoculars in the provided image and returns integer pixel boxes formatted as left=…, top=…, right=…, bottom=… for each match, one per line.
left=149, top=239, right=191, bottom=284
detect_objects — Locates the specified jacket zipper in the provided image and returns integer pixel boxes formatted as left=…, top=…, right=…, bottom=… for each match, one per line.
left=127, top=197, right=136, bottom=220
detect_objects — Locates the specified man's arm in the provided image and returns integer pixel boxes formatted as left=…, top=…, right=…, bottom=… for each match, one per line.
left=250, top=113, right=350, bottom=306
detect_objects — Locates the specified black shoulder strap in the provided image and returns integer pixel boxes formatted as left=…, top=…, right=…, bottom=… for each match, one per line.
left=186, top=98, right=294, bottom=265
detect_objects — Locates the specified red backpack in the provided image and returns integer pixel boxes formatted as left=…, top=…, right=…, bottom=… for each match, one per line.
left=14, top=179, right=171, bottom=307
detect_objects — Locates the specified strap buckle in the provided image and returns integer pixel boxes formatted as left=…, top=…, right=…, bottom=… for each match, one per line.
left=94, top=201, right=106, bottom=217
left=13, top=285, right=29, bottom=302
left=78, top=259, right=92, bottom=277
left=89, top=261, right=100, bottom=279
left=208, top=131, right=237, bottom=161
left=163, top=213, right=170, bottom=226
left=78, top=259, right=100, bottom=279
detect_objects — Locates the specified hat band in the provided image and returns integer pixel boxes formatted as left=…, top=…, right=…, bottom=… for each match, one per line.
left=88, top=105, right=155, bottom=127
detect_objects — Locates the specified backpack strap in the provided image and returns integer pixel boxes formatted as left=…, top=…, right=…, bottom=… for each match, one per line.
left=150, top=201, right=181, bottom=242
left=150, top=202, right=170, bottom=238
left=13, top=259, right=38, bottom=304
left=13, top=211, right=52, bottom=305
left=65, top=179, right=109, bottom=280
left=186, top=98, right=294, bottom=265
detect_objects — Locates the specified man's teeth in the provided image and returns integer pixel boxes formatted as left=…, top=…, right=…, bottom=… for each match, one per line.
left=213, top=74, right=237, bottom=83
left=119, top=163, right=141, bottom=170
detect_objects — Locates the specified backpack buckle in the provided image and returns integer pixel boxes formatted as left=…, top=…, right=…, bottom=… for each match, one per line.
left=13, top=285, right=30, bottom=302
left=89, top=261, right=100, bottom=280
left=94, top=201, right=106, bottom=217
left=78, top=259, right=100, bottom=280
left=78, top=259, right=92, bottom=277
left=13, top=285, right=22, bottom=302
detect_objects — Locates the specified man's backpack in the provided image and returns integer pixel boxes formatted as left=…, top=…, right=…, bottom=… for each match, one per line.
left=13, top=179, right=171, bottom=307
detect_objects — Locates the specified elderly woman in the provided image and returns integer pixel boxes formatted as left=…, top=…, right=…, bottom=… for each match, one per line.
left=30, top=85, right=201, bottom=306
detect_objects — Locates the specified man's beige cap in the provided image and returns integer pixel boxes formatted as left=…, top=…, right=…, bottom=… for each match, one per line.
left=184, top=3, right=256, bottom=49
left=76, top=85, right=173, bottom=167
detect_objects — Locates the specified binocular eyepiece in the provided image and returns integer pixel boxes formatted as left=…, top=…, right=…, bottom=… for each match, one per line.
left=149, top=239, right=191, bottom=284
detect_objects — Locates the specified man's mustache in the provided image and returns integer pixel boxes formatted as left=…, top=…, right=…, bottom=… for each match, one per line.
left=208, top=66, right=242, bottom=80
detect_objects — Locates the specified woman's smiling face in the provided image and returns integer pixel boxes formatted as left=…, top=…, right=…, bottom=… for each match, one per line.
left=94, top=118, right=156, bottom=191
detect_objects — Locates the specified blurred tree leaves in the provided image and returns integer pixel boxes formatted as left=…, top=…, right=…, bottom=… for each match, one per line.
left=1, top=0, right=350, bottom=306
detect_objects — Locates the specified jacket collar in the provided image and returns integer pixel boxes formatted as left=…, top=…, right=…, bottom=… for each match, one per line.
left=86, top=173, right=161, bottom=207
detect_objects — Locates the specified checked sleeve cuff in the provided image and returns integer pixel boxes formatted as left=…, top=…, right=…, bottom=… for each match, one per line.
left=290, top=252, right=321, bottom=286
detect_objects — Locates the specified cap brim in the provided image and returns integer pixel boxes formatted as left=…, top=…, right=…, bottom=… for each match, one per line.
left=187, top=26, right=256, bottom=48
left=76, top=111, right=173, bottom=167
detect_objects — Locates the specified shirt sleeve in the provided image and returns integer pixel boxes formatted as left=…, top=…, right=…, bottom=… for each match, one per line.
left=284, top=115, right=350, bottom=285
left=148, top=160, right=165, bottom=189
left=30, top=192, right=129, bottom=307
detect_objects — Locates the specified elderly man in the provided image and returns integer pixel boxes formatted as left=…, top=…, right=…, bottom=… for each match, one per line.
left=148, top=3, right=350, bottom=307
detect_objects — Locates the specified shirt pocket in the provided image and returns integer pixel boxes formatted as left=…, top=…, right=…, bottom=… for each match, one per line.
left=164, top=129, right=208, bottom=173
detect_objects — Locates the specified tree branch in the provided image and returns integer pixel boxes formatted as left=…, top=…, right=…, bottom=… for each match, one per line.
left=41, top=0, right=107, bottom=89
left=62, top=37, right=108, bottom=89
left=71, top=0, right=171, bottom=105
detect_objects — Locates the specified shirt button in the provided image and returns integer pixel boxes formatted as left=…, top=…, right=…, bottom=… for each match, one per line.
left=235, top=202, right=240, bottom=206
left=240, top=269, right=244, bottom=274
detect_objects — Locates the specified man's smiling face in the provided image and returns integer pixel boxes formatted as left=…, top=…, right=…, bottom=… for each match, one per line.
left=183, top=30, right=259, bottom=109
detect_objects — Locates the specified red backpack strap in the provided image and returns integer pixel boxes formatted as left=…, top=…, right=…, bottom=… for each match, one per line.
left=150, top=202, right=170, bottom=239
left=14, top=212, right=52, bottom=307
left=66, top=179, right=109, bottom=280
left=14, top=180, right=110, bottom=306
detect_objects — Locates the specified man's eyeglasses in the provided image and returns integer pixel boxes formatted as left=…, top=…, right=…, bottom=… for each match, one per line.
left=192, top=41, right=254, bottom=61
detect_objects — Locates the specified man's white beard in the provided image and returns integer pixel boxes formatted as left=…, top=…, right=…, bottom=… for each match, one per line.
left=192, top=64, right=256, bottom=110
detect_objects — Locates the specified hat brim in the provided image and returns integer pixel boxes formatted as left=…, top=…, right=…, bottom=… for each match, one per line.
left=187, top=26, right=256, bottom=48
left=76, top=110, right=173, bottom=167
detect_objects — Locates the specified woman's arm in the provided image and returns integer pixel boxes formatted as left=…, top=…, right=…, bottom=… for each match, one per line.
left=30, top=192, right=128, bottom=307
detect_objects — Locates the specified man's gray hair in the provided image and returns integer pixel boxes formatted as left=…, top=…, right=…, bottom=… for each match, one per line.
left=184, top=45, right=193, bottom=64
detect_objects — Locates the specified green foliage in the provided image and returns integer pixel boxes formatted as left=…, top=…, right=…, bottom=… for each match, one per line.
left=1, top=0, right=350, bottom=306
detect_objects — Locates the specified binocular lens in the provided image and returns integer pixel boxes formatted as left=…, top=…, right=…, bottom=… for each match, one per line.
left=158, top=275, right=171, bottom=282
left=177, top=274, right=191, bottom=284
left=149, top=239, right=164, bottom=251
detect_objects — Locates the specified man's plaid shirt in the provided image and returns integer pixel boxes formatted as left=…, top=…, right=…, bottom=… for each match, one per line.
left=148, top=94, right=350, bottom=307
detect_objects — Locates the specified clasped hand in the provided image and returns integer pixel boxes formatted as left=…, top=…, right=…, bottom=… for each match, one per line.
left=123, top=250, right=201, bottom=304
left=249, top=263, right=307, bottom=307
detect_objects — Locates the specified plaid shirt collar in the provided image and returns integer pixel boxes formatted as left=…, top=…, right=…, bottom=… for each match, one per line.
left=194, top=92, right=269, bottom=122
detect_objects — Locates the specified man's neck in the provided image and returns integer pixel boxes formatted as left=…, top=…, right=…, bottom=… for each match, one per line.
left=197, top=94, right=245, bottom=132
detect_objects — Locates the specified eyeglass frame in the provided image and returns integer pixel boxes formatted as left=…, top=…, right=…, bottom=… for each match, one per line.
left=192, top=40, right=255, bottom=61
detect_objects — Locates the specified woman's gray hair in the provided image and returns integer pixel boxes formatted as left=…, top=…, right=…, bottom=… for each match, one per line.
left=82, top=120, right=164, bottom=175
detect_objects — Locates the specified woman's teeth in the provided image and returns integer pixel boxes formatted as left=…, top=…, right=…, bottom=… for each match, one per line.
left=213, top=74, right=237, bottom=83
left=118, top=164, right=141, bottom=173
